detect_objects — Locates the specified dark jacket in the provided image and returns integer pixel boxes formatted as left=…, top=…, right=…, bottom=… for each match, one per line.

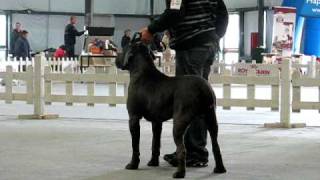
left=121, top=35, right=131, bottom=49
left=148, top=0, right=228, bottom=50
left=64, top=24, right=85, bottom=45
left=10, top=29, right=21, bottom=54
left=14, top=36, right=31, bottom=59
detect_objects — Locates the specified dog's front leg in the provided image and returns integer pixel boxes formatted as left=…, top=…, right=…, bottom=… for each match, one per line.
left=125, top=117, right=141, bottom=170
left=147, top=122, right=163, bottom=166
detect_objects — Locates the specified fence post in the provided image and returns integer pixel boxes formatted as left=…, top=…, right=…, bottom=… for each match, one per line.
left=271, top=66, right=280, bottom=111
left=18, top=54, right=59, bottom=119
left=86, top=67, right=95, bottom=107
left=5, top=66, right=13, bottom=104
left=26, top=65, right=34, bottom=104
left=222, top=69, right=231, bottom=110
left=65, top=67, right=74, bottom=106
left=280, top=58, right=291, bottom=128
left=108, top=65, right=117, bottom=107
left=247, top=68, right=255, bottom=110
left=264, top=58, right=305, bottom=128
left=307, top=56, right=317, bottom=78
left=292, top=70, right=301, bottom=113
left=44, top=66, right=52, bottom=105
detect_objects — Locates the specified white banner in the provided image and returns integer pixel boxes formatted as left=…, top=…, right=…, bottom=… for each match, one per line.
left=271, top=7, right=297, bottom=59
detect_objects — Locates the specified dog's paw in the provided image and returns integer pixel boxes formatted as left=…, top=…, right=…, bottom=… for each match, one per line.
left=172, top=171, right=185, bottom=179
left=214, top=166, right=227, bottom=174
left=147, top=159, right=159, bottom=167
left=125, top=163, right=139, bottom=170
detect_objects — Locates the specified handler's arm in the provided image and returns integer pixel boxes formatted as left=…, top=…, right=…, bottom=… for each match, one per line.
left=215, top=0, right=229, bottom=38
left=71, top=25, right=85, bottom=36
left=148, top=0, right=186, bottom=34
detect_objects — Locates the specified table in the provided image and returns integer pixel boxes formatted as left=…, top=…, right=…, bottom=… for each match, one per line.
left=79, top=54, right=117, bottom=73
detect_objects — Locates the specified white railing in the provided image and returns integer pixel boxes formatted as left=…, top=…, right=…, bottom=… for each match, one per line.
left=0, top=65, right=33, bottom=104
left=0, top=57, right=80, bottom=73
left=1, top=54, right=320, bottom=128
left=44, top=66, right=129, bottom=107
left=292, top=69, right=320, bottom=113
left=209, top=65, right=280, bottom=111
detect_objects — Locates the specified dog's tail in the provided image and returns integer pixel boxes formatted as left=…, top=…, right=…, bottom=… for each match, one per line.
left=204, top=106, right=226, bottom=174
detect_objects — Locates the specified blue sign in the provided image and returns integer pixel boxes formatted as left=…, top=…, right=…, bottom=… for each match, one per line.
left=301, top=0, right=320, bottom=17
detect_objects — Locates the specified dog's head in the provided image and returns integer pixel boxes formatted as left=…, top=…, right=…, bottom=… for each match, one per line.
left=116, top=32, right=155, bottom=70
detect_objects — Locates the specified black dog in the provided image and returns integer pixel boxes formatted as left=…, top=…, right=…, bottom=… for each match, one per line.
left=115, top=34, right=226, bottom=178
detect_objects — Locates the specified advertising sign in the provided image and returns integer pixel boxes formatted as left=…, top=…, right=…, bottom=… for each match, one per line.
left=301, top=0, right=320, bottom=17
left=271, top=7, right=297, bottom=58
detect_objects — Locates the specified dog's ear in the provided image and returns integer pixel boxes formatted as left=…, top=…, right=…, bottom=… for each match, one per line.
left=122, top=47, right=133, bottom=68
left=148, top=47, right=156, bottom=60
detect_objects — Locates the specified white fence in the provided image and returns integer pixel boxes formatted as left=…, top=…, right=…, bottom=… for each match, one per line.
left=1, top=54, right=320, bottom=128
left=0, top=57, right=80, bottom=73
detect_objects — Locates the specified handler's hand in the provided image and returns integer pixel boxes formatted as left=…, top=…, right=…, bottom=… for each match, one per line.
left=140, top=27, right=153, bottom=44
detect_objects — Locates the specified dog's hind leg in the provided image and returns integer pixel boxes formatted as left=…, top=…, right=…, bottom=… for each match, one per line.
left=125, top=116, right=141, bottom=170
left=172, top=118, right=189, bottom=178
left=148, top=122, right=163, bottom=167
left=205, top=109, right=226, bottom=174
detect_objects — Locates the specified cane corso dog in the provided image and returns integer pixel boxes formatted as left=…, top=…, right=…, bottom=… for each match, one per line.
left=115, top=33, right=226, bottom=178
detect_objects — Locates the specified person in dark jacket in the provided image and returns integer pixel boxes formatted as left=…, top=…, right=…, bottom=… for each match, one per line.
left=10, top=22, right=22, bottom=55
left=121, top=29, right=131, bottom=49
left=141, top=0, right=228, bottom=167
left=14, top=30, right=31, bottom=60
left=64, top=16, right=85, bottom=57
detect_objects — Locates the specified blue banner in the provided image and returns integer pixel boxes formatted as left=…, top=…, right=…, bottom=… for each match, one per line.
left=301, top=0, right=320, bottom=17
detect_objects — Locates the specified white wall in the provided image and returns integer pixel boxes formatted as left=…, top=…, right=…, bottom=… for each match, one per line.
left=11, top=13, right=148, bottom=53
left=94, top=0, right=150, bottom=15
left=0, top=0, right=150, bottom=14
left=0, top=0, right=50, bottom=11
left=49, top=0, right=84, bottom=13
left=114, top=17, right=150, bottom=47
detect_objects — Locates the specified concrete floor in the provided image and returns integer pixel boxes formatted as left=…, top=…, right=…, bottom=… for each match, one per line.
left=1, top=116, right=320, bottom=180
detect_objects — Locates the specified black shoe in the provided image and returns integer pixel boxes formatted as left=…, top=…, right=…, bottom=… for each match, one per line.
left=164, top=152, right=208, bottom=168
left=186, top=158, right=208, bottom=167
left=164, top=152, right=178, bottom=167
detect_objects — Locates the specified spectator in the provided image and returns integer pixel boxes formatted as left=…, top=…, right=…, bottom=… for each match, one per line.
left=64, top=16, right=85, bottom=57
left=121, top=29, right=131, bottom=49
left=14, top=30, right=31, bottom=60
left=54, top=45, right=66, bottom=58
left=10, top=22, right=22, bottom=56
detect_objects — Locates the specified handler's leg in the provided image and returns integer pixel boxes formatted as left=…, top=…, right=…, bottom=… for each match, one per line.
left=165, top=46, right=213, bottom=167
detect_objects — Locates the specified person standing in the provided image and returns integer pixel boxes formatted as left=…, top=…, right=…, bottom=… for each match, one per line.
left=14, top=30, right=31, bottom=60
left=64, top=16, right=85, bottom=57
left=121, top=29, right=131, bottom=49
left=14, top=30, right=31, bottom=72
left=10, top=22, right=22, bottom=56
left=141, top=0, right=228, bottom=167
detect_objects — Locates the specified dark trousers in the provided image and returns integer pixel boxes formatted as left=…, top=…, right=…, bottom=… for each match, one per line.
left=175, top=44, right=216, bottom=161
left=65, top=44, right=75, bottom=57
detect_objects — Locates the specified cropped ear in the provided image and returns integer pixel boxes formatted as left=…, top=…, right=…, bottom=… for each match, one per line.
left=148, top=48, right=156, bottom=60
left=123, top=47, right=133, bottom=67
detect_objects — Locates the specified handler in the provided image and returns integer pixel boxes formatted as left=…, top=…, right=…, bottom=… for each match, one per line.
left=141, top=0, right=228, bottom=167
left=64, top=16, right=85, bottom=57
